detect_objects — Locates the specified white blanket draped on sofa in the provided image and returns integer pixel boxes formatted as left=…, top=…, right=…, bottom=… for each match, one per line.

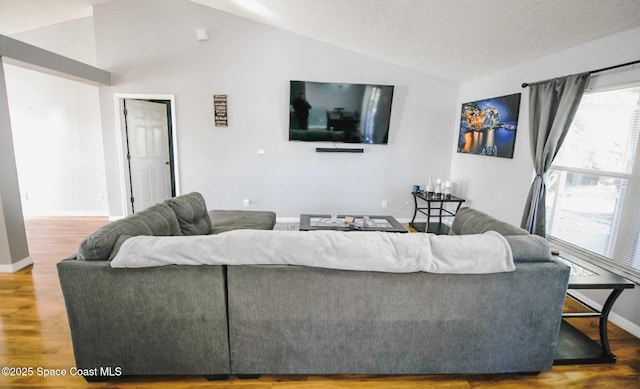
left=110, top=230, right=515, bottom=274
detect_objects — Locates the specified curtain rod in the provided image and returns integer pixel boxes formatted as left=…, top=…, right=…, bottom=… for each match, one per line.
left=521, top=59, right=640, bottom=88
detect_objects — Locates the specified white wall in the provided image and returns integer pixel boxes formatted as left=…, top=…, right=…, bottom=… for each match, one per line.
left=451, top=27, right=640, bottom=336
left=5, top=18, right=108, bottom=216
left=93, top=0, right=458, bottom=219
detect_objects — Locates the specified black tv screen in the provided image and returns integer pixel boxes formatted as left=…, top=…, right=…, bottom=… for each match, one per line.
left=289, top=80, right=394, bottom=144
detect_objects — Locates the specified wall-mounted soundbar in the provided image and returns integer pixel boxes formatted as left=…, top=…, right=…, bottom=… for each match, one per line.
left=316, top=147, right=364, bottom=153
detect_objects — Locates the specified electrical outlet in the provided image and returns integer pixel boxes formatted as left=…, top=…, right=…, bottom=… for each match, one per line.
left=243, top=199, right=250, bottom=207
left=382, top=200, right=388, bottom=209
left=97, top=193, right=103, bottom=201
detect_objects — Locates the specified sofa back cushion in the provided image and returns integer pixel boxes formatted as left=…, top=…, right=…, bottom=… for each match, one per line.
left=77, top=202, right=182, bottom=261
left=450, top=207, right=529, bottom=236
left=449, top=207, right=552, bottom=263
left=165, top=192, right=212, bottom=235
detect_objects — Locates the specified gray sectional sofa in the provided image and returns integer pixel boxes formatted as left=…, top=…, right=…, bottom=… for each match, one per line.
left=227, top=207, right=569, bottom=375
left=58, top=197, right=569, bottom=381
left=57, top=192, right=275, bottom=380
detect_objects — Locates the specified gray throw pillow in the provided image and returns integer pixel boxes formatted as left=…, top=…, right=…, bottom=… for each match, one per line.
left=165, top=192, right=212, bottom=235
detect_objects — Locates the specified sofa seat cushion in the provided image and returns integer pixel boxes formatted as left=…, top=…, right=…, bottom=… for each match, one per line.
left=77, top=202, right=182, bottom=261
left=165, top=192, right=212, bottom=235
left=209, top=210, right=276, bottom=234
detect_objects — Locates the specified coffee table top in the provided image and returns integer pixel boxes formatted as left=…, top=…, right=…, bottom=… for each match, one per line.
left=299, top=214, right=408, bottom=233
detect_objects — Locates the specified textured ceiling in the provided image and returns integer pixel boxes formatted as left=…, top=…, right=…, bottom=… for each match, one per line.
left=2, top=0, right=640, bottom=82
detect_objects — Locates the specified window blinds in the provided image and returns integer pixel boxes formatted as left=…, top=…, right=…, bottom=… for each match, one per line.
left=546, top=84, right=640, bottom=282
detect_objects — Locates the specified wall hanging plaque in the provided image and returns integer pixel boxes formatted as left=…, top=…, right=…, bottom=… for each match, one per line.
left=214, top=94, right=228, bottom=127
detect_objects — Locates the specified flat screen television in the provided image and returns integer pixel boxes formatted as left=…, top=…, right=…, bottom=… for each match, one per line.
left=289, top=80, right=394, bottom=144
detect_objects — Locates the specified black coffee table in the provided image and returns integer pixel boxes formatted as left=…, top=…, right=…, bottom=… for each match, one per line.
left=299, top=214, right=408, bottom=233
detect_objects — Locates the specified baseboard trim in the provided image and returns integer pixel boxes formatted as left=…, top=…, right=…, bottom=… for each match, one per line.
left=0, top=256, right=34, bottom=273
left=570, top=290, right=640, bottom=339
left=23, top=211, right=108, bottom=217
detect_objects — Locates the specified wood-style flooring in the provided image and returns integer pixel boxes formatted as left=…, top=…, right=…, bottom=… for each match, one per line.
left=1, top=217, right=639, bottom=388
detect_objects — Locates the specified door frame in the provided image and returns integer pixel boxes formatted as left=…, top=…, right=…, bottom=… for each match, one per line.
left=114, top=93, right=180, bottom=216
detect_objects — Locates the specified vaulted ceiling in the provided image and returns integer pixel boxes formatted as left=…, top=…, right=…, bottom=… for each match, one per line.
left=2, top=0, right=639, bottom=82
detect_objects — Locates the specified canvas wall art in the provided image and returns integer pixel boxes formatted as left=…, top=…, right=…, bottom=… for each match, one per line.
left=457, top=93, right=521, bottom=158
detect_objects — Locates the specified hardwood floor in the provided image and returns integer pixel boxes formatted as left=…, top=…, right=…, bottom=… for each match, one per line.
left=1, top=217, right=639, bottom=388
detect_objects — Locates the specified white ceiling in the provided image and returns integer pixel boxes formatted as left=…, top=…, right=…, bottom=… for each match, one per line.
left=2, top=0, right=640, bottom=82
left=0, top=0, right=96, bottom=35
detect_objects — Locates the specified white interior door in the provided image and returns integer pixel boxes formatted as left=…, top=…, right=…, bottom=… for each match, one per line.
left=124, top=99, right=172, bottom=212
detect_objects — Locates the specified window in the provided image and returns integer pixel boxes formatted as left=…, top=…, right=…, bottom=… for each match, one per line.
left=546, top=84, right=640, bottom=282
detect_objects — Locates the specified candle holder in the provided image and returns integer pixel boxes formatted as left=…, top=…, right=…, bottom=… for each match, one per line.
left=434, top=179, right=442, bottom=199
left=444, top=180, right=452, bottom=198
left=425, top=178, right=434, bottom=196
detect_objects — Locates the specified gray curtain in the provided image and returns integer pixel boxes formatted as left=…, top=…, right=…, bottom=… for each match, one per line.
left=521, top=73, right=590, bottom=236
